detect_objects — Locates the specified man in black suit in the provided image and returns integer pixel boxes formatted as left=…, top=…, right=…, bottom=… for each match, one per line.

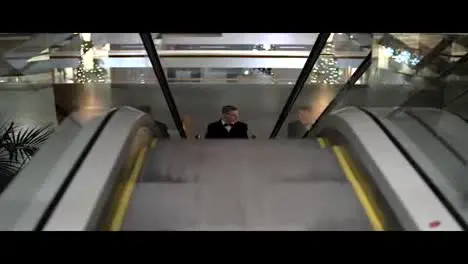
left=205, top=105, right=249, bottom=139
left=137, top=105, right=170, bottom=139
left=287, top=105, right=314, bottom=138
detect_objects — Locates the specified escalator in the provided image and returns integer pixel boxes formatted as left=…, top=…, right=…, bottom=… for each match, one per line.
left=115, top=139, right=373, bottom=231
left=1, top=33, right=468, bottom=231
left=18, top=105, right=458, bottom=232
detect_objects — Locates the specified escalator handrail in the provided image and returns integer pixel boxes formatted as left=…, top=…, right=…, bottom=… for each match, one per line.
left=401, top=109, right=466, bottom=164
left=140, top=33, right=187, bottom=139
left=358, top=107, right=468, bottom=230
left=269, top=33, right=330, bottom=139
left=394, top=50, right=468, bottom=113
left=34, top=108, right=119, bottom=230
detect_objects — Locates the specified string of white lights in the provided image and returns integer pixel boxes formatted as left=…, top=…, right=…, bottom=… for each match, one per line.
left=384, top=46, right=421, bottom=66
left=74, top=40, right=107, bottom=83
left=309, top=41, right=341, bottom=84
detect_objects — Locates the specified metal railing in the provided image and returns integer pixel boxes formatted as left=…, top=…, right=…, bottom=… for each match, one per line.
left=140, top=33, right=186, bottom=139
left=269, top=33, right=331, bottom=139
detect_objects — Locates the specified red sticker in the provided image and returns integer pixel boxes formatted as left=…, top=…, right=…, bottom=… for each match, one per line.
left=429, top=220, right=441, bottom=228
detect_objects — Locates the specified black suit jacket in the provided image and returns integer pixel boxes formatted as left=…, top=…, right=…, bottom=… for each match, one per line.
left=287, top=120, right=308, bottom=139
left=155, top=120, right=170, bottom=138
left=205, top=120, right=249, bottom=139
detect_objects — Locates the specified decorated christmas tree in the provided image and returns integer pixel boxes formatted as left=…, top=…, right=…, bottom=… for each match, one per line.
left=74, top=38, right=107, bottom=83
left=309, top=38, right=342, bottom=84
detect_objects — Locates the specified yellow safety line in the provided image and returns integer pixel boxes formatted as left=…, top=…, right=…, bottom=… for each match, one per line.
left=107, top=139, right=157, bottom=231
left=331, top=145, right=384, bottom=231
left=317, top=137, right=327, bottom=148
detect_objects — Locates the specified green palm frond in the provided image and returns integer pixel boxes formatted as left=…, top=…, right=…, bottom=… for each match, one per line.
left=0, top=119, right=54, bottom=193
left=0, top=149, right=24, bottom=185
left=0, top=121, right=15, bottom=150
left=3, top=123, right=54, bottom=163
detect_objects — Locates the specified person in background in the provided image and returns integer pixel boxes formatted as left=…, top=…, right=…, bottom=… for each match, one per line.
left=205, top=105, right=249, bottom=139
left=287, top=105, right=314, bottom=139
left=181, top=115, right=195, bottom=139
left=137, top=106, right=170, bottom=139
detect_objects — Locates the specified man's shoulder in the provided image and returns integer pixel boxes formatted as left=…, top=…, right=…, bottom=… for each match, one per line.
left=155, top=120, right=167, bottom=127
left=207, top=120, right=221, bottom=127
left=288, top=120, right=301, bottom=127
left=236, top=121, right=248, bottom=128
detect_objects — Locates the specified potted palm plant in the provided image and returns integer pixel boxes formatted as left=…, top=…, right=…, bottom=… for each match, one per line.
left=0, top=119, right=53, bottom=193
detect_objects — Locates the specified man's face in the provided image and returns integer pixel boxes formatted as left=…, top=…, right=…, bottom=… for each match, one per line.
left=224, top=110, right=239, bottom=124
left=298, top=109, right=312, bottom=124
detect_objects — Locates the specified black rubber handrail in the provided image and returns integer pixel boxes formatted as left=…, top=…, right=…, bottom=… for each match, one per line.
left=413, top=36, right=455, bottom=75
left=34, top=108, right=119, bottom=230
left=269, top=33, right=330, bottom=139
left=140, top=33, right=186, bottom=139
left=402, top=109, right=466, bottom=164
left=359, top=107, right=468, bottom=230
left=302, top=52, right=371, bottom=138
left=384, top=36, right=457, bottom=115
left=393, top=51, right=468, bottom=114
left=441, top=86, right=468, bottom=109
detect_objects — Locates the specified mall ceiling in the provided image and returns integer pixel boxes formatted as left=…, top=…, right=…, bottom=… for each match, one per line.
left=0, top=33, right=466, bottom=78
left=0, top=33, right=372, bottom=77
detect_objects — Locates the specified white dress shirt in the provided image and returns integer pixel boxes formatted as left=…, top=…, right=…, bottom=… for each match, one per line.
left=221, top=120, right=232, bottom=132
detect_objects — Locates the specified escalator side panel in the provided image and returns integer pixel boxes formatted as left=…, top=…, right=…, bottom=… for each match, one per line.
left=331, top=145, right=384, bottom=231
left=43, top=107, right=157, bottom=231
left=103, top=138, right=153, bottom=231
left=316, top=107, right=462, bottom=231
left=319, top=135, right=401, bottom=230
left=0, top=112, right=107, bottom=230
left=376, top=117, right=468, bottom=228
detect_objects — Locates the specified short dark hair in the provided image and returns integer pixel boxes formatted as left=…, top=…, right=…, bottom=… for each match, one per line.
left=137, top=105, right=151, bottom=114
left=298, top=105, right=312, bottom=112
left=222, top=105, right=238, bottom=114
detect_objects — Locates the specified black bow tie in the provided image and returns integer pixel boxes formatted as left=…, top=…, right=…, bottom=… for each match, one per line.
left=224, top=123, right=231, bottom=127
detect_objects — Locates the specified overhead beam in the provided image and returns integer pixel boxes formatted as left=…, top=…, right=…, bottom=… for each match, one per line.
left=439, top=52, right=468, bottom=108
left=140, top=33, right=186, bottom=139
left=413, top=35, right=455, bottom=74
left=3, top=56, right=367, bottom=74
left=269, top=33, right=330, bottom=139
left=438, top=51, right=468, bottom=79
left=46, top=49, right=369, bottom=58
left=161, top=33, right=319, bottom=46
left=392, top=39, right=468, bottom=111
